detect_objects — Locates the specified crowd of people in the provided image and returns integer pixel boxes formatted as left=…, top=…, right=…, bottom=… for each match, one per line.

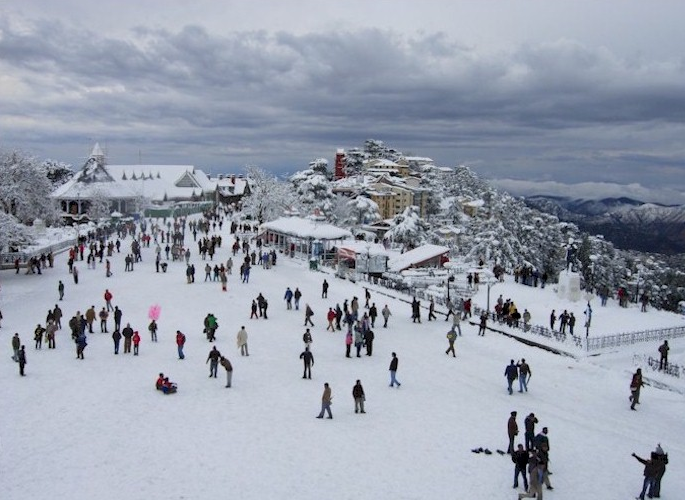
left=3, top=205, right=673, bottom=499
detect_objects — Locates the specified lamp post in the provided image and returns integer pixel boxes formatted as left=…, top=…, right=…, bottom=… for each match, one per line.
left=446, top=275, right=455, bottom=303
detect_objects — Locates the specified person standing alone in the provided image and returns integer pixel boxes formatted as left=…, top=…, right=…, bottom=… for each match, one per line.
left=389, top=352, right=401, bottom=388
left=352, top=380, right=366, bottom=414
left=316, top=382, right=333, bottom=419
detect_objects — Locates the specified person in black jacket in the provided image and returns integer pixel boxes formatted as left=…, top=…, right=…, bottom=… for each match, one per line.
left=389, top=352, right=401, bottom=387
left=112, top=329, right=122, bottom=354
left=512, top=444, right=529, bottom=490
left=17, top=345, right=27, bottom=376
left=352, top=380, right=366, bottom=413
left=122, top=323, right=134, bottom=354
left=504, top=360, right=518, bottom=395
left=632, top=451, right=658, bottom=500
left=300, top=347, right=314, bottom=379
left=524, top=413, right=538, bottom=451
left=364, top=329, right=375, bottom=356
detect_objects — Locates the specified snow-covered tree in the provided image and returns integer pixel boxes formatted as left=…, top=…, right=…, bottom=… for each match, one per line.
left=41, top=159, right=74, bottom=188
left=308, top=158, right=329, bottom=178
left=289, top=169, right=335, bottom=216
left=346, top=195, right=381, bottom=226
left=343, top=148, right=365, bottom=177
left=326, top=194, right=352, bottom=226
left=0, top=149, right=60, bottom=225
left=240, top=166, right=295, bottom=223
left=385, top=205, right=430, bottom=250
left=0, top=212, right=34, bottom=253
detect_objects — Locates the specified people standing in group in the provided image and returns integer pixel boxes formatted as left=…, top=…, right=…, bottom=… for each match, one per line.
left=512, top=444, right=529, bottom=491
left=316, top=382, right=333, bottom=419
left=524, top=413, right=538, bottom=451
left=236, top=326, right=249, bottom=356
left=300, top=346, right=314, bottom=379
left=112, top=329, right=122, bottom=354
left=99, top=307, right=109, bottom=333
left=389, top=352, right=401, bottom=388
left=507, top=411, right=519, bottom=454
left=352, top=379, right=366, bottom=414
left=630, top=368, right=644, bottom=410
left=505, top=359, right=518, bottom=395
left=34, top=324, right=45, bottom=350
left=114, top=306, right=123, bottom=331
left=122, top=323, right=134, bottom=354
left=517, top=359, right=531, bottom=393
left=345, top=328, right=353, bottom=358
left=132, top=331, right=141, bottom=355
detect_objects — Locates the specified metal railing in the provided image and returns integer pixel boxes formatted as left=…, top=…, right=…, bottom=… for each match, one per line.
left=587, top=326, right=685, bottom=352
left=632, top=354, right=681, bottom=378
left=1, top=238, right=78, bottom=269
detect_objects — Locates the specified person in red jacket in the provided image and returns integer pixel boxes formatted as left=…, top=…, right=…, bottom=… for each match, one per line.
left=156, top=372, right=165, bottom=390
left=104, top=289, right=113, bottom=312
left=176, top=330, right=186, bottom=359
left=326, top=308, right=336, bottom=332
left=132, top=331, right=141, bottom=356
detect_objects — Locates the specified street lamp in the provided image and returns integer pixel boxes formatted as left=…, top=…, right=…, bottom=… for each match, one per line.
left=446, top=275, right=455, bottom=303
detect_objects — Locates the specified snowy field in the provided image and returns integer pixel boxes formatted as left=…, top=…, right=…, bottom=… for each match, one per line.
left=0, top=220, right=684, bottom=500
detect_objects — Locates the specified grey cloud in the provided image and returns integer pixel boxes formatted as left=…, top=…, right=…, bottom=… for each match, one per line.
left=1, top=13, right=685, bottom=197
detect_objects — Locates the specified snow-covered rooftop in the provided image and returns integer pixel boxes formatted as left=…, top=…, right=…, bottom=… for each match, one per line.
left=260, top=217, right=352, bottom=240
left=387, top=244, right=450, bottom=272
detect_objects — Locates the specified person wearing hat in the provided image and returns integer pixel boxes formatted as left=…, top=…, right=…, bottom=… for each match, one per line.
left=507, top=411, right=519, bottom=454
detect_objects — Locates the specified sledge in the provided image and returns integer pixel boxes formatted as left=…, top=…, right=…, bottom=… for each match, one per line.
left=156, top=382, right=177, bottom=394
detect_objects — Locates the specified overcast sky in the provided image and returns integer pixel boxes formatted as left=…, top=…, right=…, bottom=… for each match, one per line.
left=1, top=0, right=684, bottom=202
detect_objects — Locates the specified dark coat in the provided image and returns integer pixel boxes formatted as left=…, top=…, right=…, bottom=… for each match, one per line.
left=389, top=356, right=398, bottom=371
left=300, top=350, right=314, bottom=365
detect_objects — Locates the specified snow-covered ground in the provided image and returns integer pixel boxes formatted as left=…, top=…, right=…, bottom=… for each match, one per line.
left=0, top=219, right=683, bottom=500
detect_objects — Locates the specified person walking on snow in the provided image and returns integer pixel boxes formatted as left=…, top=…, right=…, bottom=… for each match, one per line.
left=236, top=326, right=249, bottom=356
left=389, top=352, right=401, bottom=387
left=382, top=305, right=391, bottom=328
left=316, top=382, right=333, bottom=419
left=446, top=328, right=457, bottom=357
left=300, top=346, right=314, bottom=379
left=304, top=304, right=315, bottom=327
left=630, top=368, right=644, bottom=410
left=505, top=359, right=518, bottom=395
left=517, top=359, right=531, bottom=392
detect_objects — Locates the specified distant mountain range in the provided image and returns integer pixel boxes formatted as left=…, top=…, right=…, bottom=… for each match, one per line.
left=523, top=195, right=685, bottom=254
